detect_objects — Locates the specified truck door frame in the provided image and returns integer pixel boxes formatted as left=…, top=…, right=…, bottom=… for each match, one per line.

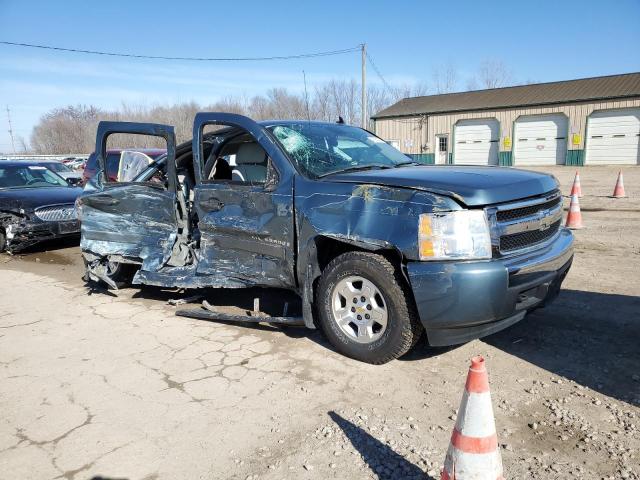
left=190, top=113, right=297, bottom=288
left=81, top=121, right=183, bottom=277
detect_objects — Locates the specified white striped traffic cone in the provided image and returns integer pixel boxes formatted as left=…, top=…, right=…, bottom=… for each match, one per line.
left=441, top=356, right=504, bottom=480
left=565, top=194, right=584, bottom=229
left=569, top=171, right=582, bottom=198
left=612, top=171, right=627, bottom=198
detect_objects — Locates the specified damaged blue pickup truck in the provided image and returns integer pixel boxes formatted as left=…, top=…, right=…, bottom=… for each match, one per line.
left=78, top=113, right=573, bottom=364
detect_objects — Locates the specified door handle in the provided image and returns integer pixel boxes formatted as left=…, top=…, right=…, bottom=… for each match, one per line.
left=202, top=199, right=224, bottom=211
left=89, top=195, right=119, bottom=206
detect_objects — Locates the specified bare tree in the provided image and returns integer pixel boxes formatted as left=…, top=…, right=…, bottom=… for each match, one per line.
left=16, top=136, right=29, bottom=153
left=475, top=60, right=512, bottom=89
left=394, top=82, right=430, bottom=99
left=466, top=77, right=479, bottom=91
left=432, top=63, right=458, bottom=94
left=30, top=105, right=103, bottom=154
left=30, top=76, right=427, bottom=153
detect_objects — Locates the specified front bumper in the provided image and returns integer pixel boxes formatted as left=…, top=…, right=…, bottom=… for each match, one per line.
left=4, top=218, right=80, bottom=252
left=406, top=228, right=574, bottom=346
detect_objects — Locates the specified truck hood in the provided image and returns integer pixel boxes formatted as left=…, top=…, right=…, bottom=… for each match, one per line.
left=327, top=165, right=559, bottom=206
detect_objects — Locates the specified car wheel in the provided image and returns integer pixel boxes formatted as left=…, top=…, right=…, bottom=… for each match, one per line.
left=83, top=258, right=135, bottom=288
left=317, top=251, right=423, bottom=364
left=0, top=230, right=6, bottom=253
left=105, top=261, right=136, bottom=286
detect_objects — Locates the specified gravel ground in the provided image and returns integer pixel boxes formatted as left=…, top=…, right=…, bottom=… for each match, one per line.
left=0, top=165, right=638, bottom=480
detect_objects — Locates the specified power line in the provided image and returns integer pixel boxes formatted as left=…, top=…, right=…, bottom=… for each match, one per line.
left=365, top=50, right=395, bottom=95
left=0, top=40, right=361, bottom=62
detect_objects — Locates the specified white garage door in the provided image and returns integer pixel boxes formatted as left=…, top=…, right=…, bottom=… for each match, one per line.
left=454, top=119, right=499, bottom=165
left=585, top=109, right=640, bottom=165
left=513, top=114, right=568, bottom=165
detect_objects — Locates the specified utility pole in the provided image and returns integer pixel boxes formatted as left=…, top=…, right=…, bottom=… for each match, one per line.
left=361, top=43, right=367, bottom=129
left=6, top=106, right=16, bottom=154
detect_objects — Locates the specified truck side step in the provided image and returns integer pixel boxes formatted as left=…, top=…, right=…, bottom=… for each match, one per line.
left=175, top=300, right=304, bottom=326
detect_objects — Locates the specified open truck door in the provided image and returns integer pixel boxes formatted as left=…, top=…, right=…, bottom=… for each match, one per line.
left=79, top=121, right=189, bottom=287
left=190, top=113, right=296, bottom=288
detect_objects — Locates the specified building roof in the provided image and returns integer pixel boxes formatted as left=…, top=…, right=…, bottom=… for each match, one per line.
left=372, top=72, right=640, bottom=119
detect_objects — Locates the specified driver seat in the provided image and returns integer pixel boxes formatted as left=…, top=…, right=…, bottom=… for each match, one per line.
left=232, top=142, right=268, bottom=183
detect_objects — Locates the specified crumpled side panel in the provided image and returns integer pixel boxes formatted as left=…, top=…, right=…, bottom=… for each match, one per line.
left=80, top=185, right=178, bottom=272
left=297, top=181, right=461, bottom=260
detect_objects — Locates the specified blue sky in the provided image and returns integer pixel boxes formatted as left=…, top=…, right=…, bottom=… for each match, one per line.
left=1, top=0, right=639, bottom=152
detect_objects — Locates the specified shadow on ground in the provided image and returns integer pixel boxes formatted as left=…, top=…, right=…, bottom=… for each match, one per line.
left=482, top=289, right=640, bottom=405
left=90, top=476, right=128, bottom=480
left=329, top=411, right=434, bottom=480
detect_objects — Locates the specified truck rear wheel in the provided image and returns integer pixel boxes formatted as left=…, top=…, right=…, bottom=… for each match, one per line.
left=316, top=251, right=423, bottom=364
left=83, top=258, right=136, bottom=288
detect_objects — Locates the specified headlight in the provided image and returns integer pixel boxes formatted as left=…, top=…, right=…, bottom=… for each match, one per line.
left=418, top=210, right=492, bottom=260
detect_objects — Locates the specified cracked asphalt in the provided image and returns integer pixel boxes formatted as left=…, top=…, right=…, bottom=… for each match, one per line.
left=1, top=166, right=639, bottom=480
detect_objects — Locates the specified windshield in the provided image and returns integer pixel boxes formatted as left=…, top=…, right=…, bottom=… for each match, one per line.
left=266, top=123, right=411, bottom=178
left=0, top=164, right=69, bottom=189
left=44, top=162, right=71, bottom=173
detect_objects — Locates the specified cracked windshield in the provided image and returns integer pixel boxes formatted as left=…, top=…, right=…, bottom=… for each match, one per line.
left=268, top=123, right=412, bottom=178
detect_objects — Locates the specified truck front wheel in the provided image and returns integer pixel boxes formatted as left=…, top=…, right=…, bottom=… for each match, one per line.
left=316, top=251, right=423, bottom=364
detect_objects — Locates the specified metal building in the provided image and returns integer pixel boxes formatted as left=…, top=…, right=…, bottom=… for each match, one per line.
left=372, top=73, right=640, bottom=166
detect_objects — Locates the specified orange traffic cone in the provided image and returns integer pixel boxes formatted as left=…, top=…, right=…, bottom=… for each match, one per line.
left=441, top=356, right=504, bottom=480
left=565, top=194, right=583, bottom=229
left=569, top=171, right=582, bottom=198
left=612, top=171, right=627, bottom=198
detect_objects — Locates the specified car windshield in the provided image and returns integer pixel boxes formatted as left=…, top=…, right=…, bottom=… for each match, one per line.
left=45, top=162, right=71, bottom=173
left=0, top=164, right=69, bottom=189
left=266, top=123, right=411, bottom=178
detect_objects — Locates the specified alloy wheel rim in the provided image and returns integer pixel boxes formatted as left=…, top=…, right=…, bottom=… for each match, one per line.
left=106, top=261, right=119, bottom=276
left=331, top=275, right=388, bottom=344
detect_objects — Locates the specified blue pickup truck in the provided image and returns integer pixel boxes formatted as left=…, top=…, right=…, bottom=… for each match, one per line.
left=78, top=113, right=573, bottom=364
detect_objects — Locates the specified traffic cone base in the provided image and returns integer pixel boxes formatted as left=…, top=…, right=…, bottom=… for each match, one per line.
left=565, top=194, right=583, bottom=229
left=569, top=171, right=582, bottom=198
left=612, top=171, right=626, bottom=198
left=441, top=356, right=504, bottom=480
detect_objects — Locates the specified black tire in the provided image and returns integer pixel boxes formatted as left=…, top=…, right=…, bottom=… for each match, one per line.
left=0, top=229, right=6, bottom=253
left=316, top=251, right=423, bottom=364
left=83, top=258, right=136, bottom=288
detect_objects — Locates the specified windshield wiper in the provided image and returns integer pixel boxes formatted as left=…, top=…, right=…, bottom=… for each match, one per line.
left=318, top=164, right=394, bottom=178
left=394, top=161, right=422, bottom=168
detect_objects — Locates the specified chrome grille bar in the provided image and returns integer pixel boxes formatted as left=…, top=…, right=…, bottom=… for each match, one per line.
left=34, top=204, right=77, bottom=222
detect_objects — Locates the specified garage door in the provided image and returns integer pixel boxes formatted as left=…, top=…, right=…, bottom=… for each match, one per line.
left=585, top=109, right=640, bottom=165
left=454, top=119, right=499, bottom=165
left=513, top=114, right=568, bottom=166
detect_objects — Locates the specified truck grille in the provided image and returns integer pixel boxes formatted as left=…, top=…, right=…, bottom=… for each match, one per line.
left=496, top=196, right=561, bottom=222
left=34, top=204, right=77, bottom=222
left=499, top=220, right=561, bottom=252
left=487, top=191, right=563, bottom=255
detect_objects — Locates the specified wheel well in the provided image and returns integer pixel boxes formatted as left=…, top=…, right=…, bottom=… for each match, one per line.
left=311, top=235, right=417, bottom=320
left=313, top=235, right=404, bottom=274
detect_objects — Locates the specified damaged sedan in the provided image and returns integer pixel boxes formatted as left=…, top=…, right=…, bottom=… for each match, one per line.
left=0, top=161, right=83, bottom=253
left=78, top=114, right=573, bottom=364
